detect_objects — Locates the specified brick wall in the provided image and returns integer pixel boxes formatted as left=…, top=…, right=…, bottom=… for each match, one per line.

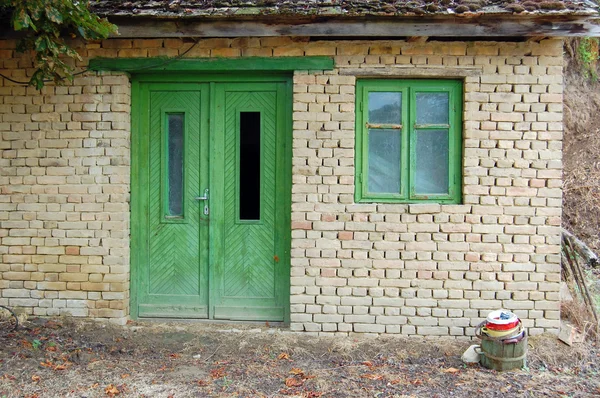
left=0, top=37, right=563, bottom=333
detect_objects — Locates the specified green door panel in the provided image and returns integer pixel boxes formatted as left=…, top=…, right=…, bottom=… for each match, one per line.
left=138, top=85, right=210, bottom=318
left=133, top=77, right=291, bottom=322
left=212, top=84, right=286, bottom=321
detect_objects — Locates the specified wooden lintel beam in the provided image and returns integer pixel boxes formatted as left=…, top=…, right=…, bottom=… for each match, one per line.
left=527, top=36, right=548, bottom=42
left=407, top=36, right=429, bottom=43
left=109, top=16, right=600, bottom=38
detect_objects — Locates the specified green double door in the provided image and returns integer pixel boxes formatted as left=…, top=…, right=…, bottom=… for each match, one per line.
left=133, top=79, right=290, bottom=322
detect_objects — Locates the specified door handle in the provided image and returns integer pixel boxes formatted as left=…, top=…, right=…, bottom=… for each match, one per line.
left=195, top=189, right=209, bottom=215
left=195, top=188, right=209, bottom=201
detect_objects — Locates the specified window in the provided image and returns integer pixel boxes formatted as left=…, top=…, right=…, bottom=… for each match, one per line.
left=166, top=113, right=184, bottom=217
left=355, top=79, right=462, bottom=203
left=239, top=111, right=261, bottom=221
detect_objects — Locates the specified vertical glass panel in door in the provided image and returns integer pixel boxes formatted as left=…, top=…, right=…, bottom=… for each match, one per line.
left=368, top=92, right=401, bottom=124
left=368, top=129, right=401, bottom=194
left=416, top=93, right=449, bottom=125
left=167, top=113, right=184, bottom=217
left=415, top=129, right=449, bottom=195
left=239, top=112, right=261, bottom=221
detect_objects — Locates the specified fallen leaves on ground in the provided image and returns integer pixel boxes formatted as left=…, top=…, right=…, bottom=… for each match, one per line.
left=285, top=376, right=304, bottom=387
left=443, top=367, right=460, bottom=374
left=104, top=384, right=119, bottom=396
left=361, top=373, right=384, bottom=380
left=1, top=317, right=599, bottom=397
left=210, top=367, right=226, bottom=379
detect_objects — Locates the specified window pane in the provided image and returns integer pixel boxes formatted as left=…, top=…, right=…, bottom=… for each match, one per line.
left=239, top=112, right=261, bottom=221
left=368, top=129, right=400, bottom=194
left=368, top=92, right=401, bottom=124
left=415, top=129, right=449, bottom=195
left=416, top=93, right=449, bottom=125
left=168, top=114, right=184, bottom=216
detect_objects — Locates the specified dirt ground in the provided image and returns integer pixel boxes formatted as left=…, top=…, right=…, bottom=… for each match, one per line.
left=0, top=318, right=598, bottom=398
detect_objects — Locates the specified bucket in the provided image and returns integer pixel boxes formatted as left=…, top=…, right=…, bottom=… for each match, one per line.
left=476, top=321, right=527, bottom=371
left=485, top=319, right=520, bottom=331
left=486, top=310, right=518, bottom=326
left=481, top=324, right=521, bottom=338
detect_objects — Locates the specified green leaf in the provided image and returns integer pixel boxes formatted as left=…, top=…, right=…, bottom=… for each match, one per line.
left=45, top=6, right=63, bottom=24
left=13, top=8, right=30, bottom=30
left=29, top=1, right=44, bottom=20
left=34, top=36, right=47, bottom=52
left=9, top=0, right=117, bottom=88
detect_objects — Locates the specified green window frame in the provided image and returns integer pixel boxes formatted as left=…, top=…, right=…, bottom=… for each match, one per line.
left=355, top=79, right=462, bottom=204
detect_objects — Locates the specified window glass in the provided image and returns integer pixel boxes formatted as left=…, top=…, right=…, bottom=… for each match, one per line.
left=167, top=113, right=184, bottom=216
left=368, top=129, right=401, bottom=194
left=416, top=92, right=449, bottom=125
left=415, top=129, right=449, bottom=195
left=368, top=92, right=401, bottom=125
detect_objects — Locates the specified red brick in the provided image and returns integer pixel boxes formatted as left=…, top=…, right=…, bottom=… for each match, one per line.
left=292, top=221, right=312, bottom=230
left=338, top=231, right=353, bottom=240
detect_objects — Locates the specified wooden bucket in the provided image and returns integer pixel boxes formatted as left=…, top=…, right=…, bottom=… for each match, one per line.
left=476, top=322, right=527, bottom=371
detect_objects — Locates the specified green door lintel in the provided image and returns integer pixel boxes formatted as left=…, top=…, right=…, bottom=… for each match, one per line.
left=89, top=56, right=334, bottom=72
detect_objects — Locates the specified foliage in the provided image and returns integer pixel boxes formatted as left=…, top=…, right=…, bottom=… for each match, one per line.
left=3, top=0, right=117, bottom=88
left=577, top=37, right=599, bottom=82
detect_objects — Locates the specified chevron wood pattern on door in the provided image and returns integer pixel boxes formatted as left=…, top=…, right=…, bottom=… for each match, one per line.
left=149, top=91, right=202, bottom=296
left=134, top=78, right=290, bottom=322
left=138, top=88, right=209, bottom=318
left=223, top=91, right=277, bottom=300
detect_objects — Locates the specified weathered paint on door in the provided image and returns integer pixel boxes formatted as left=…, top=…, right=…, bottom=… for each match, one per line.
left=132, top=77, right=291, bottom=322
left=138, top=84, right=210, bottom=318
left=212, top=84, right=288, bottom=320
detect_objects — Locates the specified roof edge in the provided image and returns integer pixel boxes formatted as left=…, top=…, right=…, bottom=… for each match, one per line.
left=106, top=14, right=600, bottom=38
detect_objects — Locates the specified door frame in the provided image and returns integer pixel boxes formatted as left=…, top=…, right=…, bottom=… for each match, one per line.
left=130, top=73, right=293, bottom=323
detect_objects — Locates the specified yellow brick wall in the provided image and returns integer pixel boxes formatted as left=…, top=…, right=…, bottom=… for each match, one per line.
left=0, top=37, right=563, bottom=333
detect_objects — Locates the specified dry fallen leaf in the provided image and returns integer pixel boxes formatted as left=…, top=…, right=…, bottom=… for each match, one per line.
left=210, top=367, right=226, bottom=379
left=31, top=375, right=41, bottom=382
left=197, top=380, right=210, bottom=387
left=121, top=374, right=130, bottom=379
left=54, top=364, right=67, bottom=371
left=443, top=367, right=460, bottom=374
left=289, top=368, right=304, bottom=375
left=362, top=361, right=374, bottom=367
left=305, top=392, right=323, bottom=398
left=278, top=353, right=290, bottom=360
left=285, top=377, right=304, bottom=387
left=105, top=384, right=120, bottom=396
left=361, top=373, right=384, bottom=380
